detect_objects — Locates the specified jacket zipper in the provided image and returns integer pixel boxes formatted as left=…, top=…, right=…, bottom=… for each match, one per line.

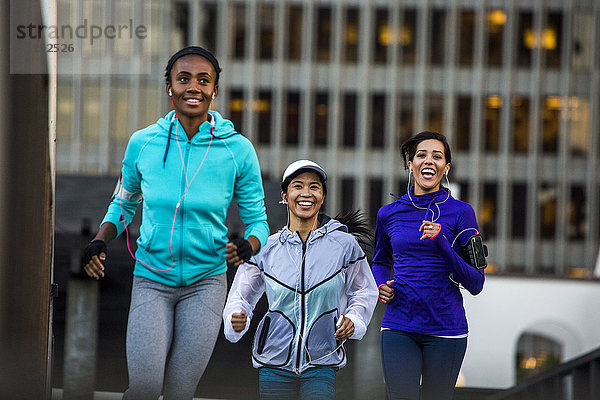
left=178, top=140, right=192, bottom=286
left=295, top=235, right=308, bottom=373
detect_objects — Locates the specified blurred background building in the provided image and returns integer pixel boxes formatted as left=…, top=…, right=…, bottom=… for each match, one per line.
left=51, top=0, right=600, bottom=397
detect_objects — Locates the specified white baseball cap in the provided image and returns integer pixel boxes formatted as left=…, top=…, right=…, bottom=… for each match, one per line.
left=281, top=160, right=327, bottom=192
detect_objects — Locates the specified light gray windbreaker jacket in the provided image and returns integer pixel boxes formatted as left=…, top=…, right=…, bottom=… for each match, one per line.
left=223, top=217, right=378, bottom=374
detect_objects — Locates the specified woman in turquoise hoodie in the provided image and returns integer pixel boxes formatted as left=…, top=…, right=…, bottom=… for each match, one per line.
left=82, top=46, right=269, bottom=399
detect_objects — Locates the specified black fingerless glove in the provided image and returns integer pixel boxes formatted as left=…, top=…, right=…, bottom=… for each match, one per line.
left=233, top=238, right=253, bottom=263
left=83, top=239, right=107, bottom=267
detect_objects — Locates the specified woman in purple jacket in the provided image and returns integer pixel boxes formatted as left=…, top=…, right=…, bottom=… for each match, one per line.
left=372, top=131, right=485, bottom=400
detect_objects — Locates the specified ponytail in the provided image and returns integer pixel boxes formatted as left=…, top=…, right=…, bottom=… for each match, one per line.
left=333, top=209, right=373, bottom=251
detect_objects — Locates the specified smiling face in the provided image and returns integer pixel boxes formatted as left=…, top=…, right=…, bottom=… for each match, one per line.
left=283, top=171, right=325, bottom=225
left=408, top=139, right=450, bottom=195
left=166, top=54, right=218, bottom=122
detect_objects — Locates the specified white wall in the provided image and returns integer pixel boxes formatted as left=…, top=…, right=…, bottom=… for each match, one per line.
left=461, top=275, right=600, bottom=388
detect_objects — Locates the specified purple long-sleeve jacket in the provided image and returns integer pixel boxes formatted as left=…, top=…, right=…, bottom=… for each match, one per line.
left=372, top=187, right=485, bottom=336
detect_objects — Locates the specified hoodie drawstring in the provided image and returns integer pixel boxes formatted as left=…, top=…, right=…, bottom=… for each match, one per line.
left=162, top=121, right=173, bottom=167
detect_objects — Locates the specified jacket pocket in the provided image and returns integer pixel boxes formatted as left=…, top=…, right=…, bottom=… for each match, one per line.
left=184, top=225, right=216, bottom=265
left=305, top=309, right=344, bottom=366
left=252, top=311, right=295, bottom=367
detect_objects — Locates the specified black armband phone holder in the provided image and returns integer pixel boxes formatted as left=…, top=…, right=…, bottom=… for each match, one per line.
left=459, top=233, right=488, bottom=270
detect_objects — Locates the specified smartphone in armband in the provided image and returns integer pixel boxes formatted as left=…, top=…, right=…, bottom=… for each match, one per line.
left=459, top=233, right=488, bottom=270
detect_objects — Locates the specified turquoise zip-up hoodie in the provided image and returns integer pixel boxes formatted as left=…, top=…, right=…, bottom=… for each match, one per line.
left=101, top=110, right=269, bottom=287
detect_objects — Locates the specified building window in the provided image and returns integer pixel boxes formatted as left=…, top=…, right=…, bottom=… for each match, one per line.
left=287, top=6, right=303, bottom=61
left=455, top=96, right=471, bottom=151
left=228, top=89, right=244, bottom=134
left=427, top=94, right=444, bottom=134
left=512, top=95, right=529, bottom=153
left=483, top=183, right=497, bottom=238
left=285, top=91, right=300, bottom=145
left=315, top=6, right=332, bottom=62
left=567, top=96, right=590, bottom=156
left=314, top=92, right=328, bottom=146
left=512, top=183, right=527, bottom=239
left=569, top=186, right=586, bottom=241
left=397, top=94, right=414, bottom=144
left=258, top=4, right=275, bottom=60
left=257, top=90, right=272, bottom=145
left=374, top=8, right=389, bottom=64
left=459, top=11, right=475, bottom=66
left=545, top=12, right=562, bottom=68
left=369, top=178, right=383, bottom=226
left=341, top=177, right=355, bottom=214
left=517, top=11, right=533, bottom=67
left=486, top=9, right=505, bottom=67
left=342, top=93, right=357, bottom=148
left=485, top=94, right=502, bottom=152
left=539, top=183, right=556, bottom=239
left=572, top=11, right=594, bottom=71
left=516, top=333, right=562, bottom=384
left=430, top=10, right=446, bottom=65
left=401, top=9, right=417, bottom=65
left=232, top=4, right=246, bottom=59
left=344, top=7, right=360, bottom=63
left=174, top=2, right=189, bottom=46
left=371, top=93, right=386, bottom=148
left=542, top=96, right=559, bottom=154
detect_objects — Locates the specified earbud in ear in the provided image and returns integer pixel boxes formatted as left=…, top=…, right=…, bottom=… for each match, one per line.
left=212, top=93, right=216, bottom=100
left=168, top=89, right=172, bottom=97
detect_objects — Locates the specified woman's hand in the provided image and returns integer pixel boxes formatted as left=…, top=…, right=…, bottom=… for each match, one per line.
left=83, top=239, right=107, bottom=280
left=231, top=311, right=247, bottom=332
left=419, top=220, right=441, bottom=240
left=378, top=280, right=395, bottom=304
left=334, top=314, right=354, bottom=340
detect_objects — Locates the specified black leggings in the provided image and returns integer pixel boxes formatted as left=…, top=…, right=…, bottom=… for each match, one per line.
left=380, top=329, right=467, bottom=400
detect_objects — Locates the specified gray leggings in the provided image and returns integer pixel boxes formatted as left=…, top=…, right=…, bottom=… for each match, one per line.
left=123, top=274, right=226, bottom=400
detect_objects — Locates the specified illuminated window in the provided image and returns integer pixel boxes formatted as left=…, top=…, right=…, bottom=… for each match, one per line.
left=484, top=95, right=502, bottom=152
left=517, top=12, right=533, bottom=67
left=374, top=8, right=389, bottom=64
left=487, top=9, right=505, bottom=66
left=315, top=6, right=332, bottom=61
left=342, top=93, right=357, bottom=148
left=344, top=7, right=360, bottom=63
left=287, top=6, right=303, bottom=61
left=459, top=11, right=475, bottom=66
left=257, top=91, right=272, bottom=144
left=257, top=4, right=274, bottom=60
left=455, top=96, right=471, bottom=150
left=516, top=333, right=562, bottom=383
left=285, top=91, right=300, bottom=145
left=566, top=96, right=590, bottom=156
left=512, top=95, right=529, bottom=153
left=371, top=94, right=386, bottom=148
left=314, top=92, right=328, bottom=146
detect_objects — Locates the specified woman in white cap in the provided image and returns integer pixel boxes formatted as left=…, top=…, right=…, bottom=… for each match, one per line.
left=223, top=160, right=378, bottom=400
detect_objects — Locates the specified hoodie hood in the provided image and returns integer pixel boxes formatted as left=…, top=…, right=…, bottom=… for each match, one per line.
left=278, top=214, right=347, bottom=244
left=157, top=110, right=238, bottom=143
